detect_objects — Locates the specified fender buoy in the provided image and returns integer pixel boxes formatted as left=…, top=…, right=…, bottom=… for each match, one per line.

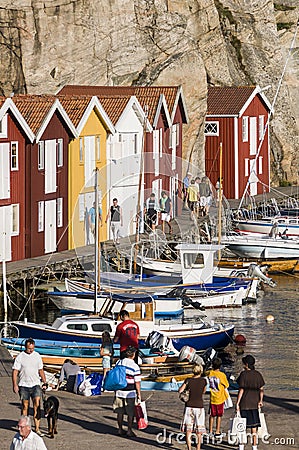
left=234, top=334, right=246, bottom=346
left=266, top=314, right=275, bottom=322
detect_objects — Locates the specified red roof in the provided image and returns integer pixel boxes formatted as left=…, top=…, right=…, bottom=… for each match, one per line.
left=11, top=94, right=57, bottom=134
left=58, top=85, right=181, bottom=124
left=207, top=86, right=256, bottom=115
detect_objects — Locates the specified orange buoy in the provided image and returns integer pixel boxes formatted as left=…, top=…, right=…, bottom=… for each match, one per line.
left=234, top=334, right=246, bottom=346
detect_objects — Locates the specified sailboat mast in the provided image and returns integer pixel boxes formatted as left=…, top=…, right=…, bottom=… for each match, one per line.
left=94, top=168, right=99, bottom=314
left=217, top=142, right=223, bottom=260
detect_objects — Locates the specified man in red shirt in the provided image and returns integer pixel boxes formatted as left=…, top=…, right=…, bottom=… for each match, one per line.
left=114, top=310, right=140, bottom=361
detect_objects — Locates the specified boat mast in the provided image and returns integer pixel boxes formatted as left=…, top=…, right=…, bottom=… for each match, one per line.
left=94, top=167, right=100, bottom=314
left=134, top=105, right=148, bottom=274
left=217, top=142, right=223, bottom=260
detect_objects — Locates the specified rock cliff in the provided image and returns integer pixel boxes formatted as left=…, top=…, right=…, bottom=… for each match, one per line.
left=0, top=0, right=298, bottom=184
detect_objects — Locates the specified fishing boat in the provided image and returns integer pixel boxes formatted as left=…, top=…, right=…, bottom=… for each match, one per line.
left=222, top=234, right=299, bottom=259
left=234, top=215, right=299, bottom=237
left=9, top=296, right=235, bottom=352
left=48, top=290, right=184, bottom=318
left=60, top=244, right=263, bottom=309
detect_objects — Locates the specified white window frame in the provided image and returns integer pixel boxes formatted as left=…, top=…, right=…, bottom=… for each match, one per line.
left=0, top=114, right=8, bottom=138
left=11, top=204, right=19, bottom=235
left=79, top=137, right=84, bottom=163
left=258, top=156, right=263, bottom=175
left=242, top=116, right=248, bottom=142
left=175, top=123, right=180, bottom=146
left=38, top=141, right=45, bottom=170
left=259, top=115, right=264, bottom=141
left=11, top=141, right=19, bottom=171
left=204, top=121, right=219, bottom=136
left=57, top=197, right=63, bottom=227
left=245, top=158, right=249, bottom=177
left=96, top=136, right=100, bottom=160
left=38, top=201, right=44, bottom=232
left=57, top=138, right=63, bottom=167
left=159, top=128, right=163, bottom=157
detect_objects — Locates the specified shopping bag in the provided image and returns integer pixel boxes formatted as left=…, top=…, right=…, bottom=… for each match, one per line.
left=258, top=409, right=269, bottom=439
left=135, top=401, right=148, bottom=430
left=224, top=389, right=233, bottom=409
left=103, top=362, right=127, bottom=391
left=229, top=412, right=247, bottom=444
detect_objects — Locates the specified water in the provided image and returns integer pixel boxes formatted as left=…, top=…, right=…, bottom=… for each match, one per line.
left=1, top=274, right=298, bottom=391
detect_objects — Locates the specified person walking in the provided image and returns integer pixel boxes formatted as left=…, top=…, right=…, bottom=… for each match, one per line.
left=100, top=331, right=114, bottom=382
left=10, top=415, right=47, bottom=450
left=206, top=357, right=229, bottom=439
left=178, top=364, right=207, bottom=450
left=144, top=193, right=160, bottom=232
left=235, top=354, right=265, bottom=450
left=198, top=176, right=212, bottom=216
left=187, top=179, right=199, bottom=220
left=182, top=172, right=192, bottom=207
left=12, top=338, right=47, bottom=437
left=112, top=346, right=142, bottom=438
left=105, top=198, right=122, bottom=244
left=88, top=202, right=102, bottom=239
left=114, top=310, right=140, bottom=361
left=159, top=191, right=172, bottom=234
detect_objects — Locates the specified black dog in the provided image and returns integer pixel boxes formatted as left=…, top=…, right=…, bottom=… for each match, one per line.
left=43, top=395, right=59, bottom=438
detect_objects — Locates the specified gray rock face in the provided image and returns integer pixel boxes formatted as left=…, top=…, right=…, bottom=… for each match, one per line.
left=0, top=0, right=298, bottom=184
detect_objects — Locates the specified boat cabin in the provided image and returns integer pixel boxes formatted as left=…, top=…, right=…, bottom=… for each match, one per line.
left=176, top=243, right=225, bottom=284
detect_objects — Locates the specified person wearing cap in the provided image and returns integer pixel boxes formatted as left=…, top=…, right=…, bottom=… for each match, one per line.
left=235, top=355, right=265, bottom=450
left=112, top=346, right=142, bottom=438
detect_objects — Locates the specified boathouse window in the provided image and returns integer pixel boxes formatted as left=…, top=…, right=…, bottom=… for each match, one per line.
left=57, top=197, right=63, bottom=227
left=242, top=117, right=248, bottom=142
left=259, top=115, right=264, bottom=140
left=91, top=324, right=112, bottom=332
left=66, top=324, right=88, bottom=331
left=79, top=138, right=83, bottom=162
left=38, top=141, right=45, bottom=170
left=11, top=142, right=19, bottom=170
left=204, top=121, right=219, bottom=136
left=12, top=204, right=19, bottom=235
left=38, top=201, right=44, bottom=232
left=0, top=114, right=8, bottom=138
left=183, top=252, right=204, bottom=269
left=57, top=138, right=63, bottom=167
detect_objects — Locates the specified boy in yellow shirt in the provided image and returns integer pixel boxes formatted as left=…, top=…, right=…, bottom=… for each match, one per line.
left=207, top=357, right=229, bottom=438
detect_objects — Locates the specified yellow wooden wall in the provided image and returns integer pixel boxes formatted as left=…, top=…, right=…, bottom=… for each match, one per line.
left=68, top=108, right=108, bottom=249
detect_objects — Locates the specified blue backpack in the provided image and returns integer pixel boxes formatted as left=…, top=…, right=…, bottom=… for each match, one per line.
left=103, top=362, right=127, bottom=391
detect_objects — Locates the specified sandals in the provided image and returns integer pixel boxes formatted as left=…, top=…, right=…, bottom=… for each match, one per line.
left=126, top=430, right=136, bottom=438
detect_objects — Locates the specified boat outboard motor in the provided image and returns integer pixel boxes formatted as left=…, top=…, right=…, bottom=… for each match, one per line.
left=178, top=346, right=205, bottom=366
left=247, top=263, right=276, bottom=287
left=145, top=331, right=178, bottom=354
left=201, top=347, right=217, bottom=369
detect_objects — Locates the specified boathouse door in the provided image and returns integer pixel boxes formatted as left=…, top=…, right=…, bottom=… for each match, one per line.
left=0, top=205, right=12, bottom=261
left=44, top=199, right=57, bottom=253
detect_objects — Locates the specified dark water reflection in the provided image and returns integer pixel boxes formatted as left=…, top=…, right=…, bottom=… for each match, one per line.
left=1, top=274, right=298, bottom=391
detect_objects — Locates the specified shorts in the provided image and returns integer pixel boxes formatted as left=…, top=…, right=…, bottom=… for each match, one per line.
left=19, top=385, right=42, bottom=401
left=181, top=407, right=206, bottom=433
left=188, top=201, right=197, bottom=211
left=102, top=355, right=111, bottom=369
left=209, top=403, right=224, bottom=417
left=240, top=409, right=261, bottom=428
left=200, top=196, right=207, bottom=207
left=113, top=396, right=135, bottom=417
left=161, top=212, right=171, bottom=222
left=147, top=210, right=157, bottom=226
